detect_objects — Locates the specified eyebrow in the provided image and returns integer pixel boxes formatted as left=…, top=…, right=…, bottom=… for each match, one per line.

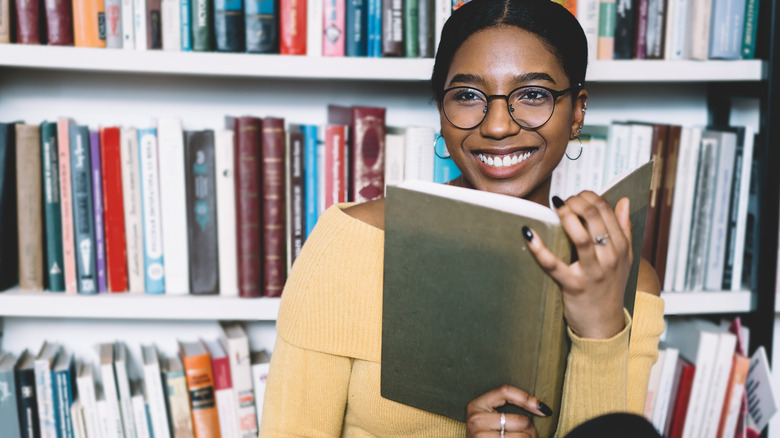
left=447, top=72, right=558, bottom=88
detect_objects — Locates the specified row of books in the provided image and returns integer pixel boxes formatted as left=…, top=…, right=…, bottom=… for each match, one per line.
left=0, top=0, right=450, bottom=57
left=552, top=121, right=758, bottom=293
left=573, top=0, right=760, bottom=60
left=644, top=317, right=777, bottom=437
left=0, top=321, right=268, bottom=438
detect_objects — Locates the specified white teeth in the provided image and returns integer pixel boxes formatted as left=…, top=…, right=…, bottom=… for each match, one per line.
left=477, top=151, right=532, bottom=168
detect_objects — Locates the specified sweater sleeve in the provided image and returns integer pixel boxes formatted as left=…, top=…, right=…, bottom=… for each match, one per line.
left=554, top=291, right=665, bottom=437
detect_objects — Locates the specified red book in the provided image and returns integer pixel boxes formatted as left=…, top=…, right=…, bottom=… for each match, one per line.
left=323, top=124, right=347, bottom=210
left=15, top=0, right=42, bottom=43
left=260, top=118, right=286, bottom=298
left=279, top=0, right=306, bottom=54
left=327, top=105, right=386, bottom=203
left=233, top=117, right=263, bottom=298
left=668, top=362, right=696, bottom=438
left=99, top=127, right=128, bottom=293
left=44, top=0, right=73, bottom=44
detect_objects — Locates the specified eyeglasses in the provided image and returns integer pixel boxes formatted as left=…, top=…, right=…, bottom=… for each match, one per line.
left=440, top=84, right=581, bottom=130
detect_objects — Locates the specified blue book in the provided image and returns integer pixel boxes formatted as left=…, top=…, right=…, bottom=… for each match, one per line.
left=0, top=353, right=23, bottom=438
left=245, top=0, right=277, bottom=52
left=433, top=135, right=461, bottom=184
left=215, top=0, right=244, bottom=51
left=345, top=0, right=367, bottom=56
left=52, top=353, right=75, bottom=438
left=181, top=0, right=193, bottom=51
left=303, top=125, right=319, bottom=238
left=137, top=128, right=166, bottom=294
left=367, top=0, right=380, bottom=56
left=69, top=124, right=98, bottom=294
left=709, top=0, right=746, bottom=59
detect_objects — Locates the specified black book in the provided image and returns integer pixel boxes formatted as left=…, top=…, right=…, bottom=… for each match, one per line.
left=614, top=0, right=637, bottom=59
left=215, top=0, right=245, bottom=51
left=69, top=124, right=98, bottom=294
left=184, top=130, right=220, bottom=294
left=0, top=122, right=20, bottom=290
left=15, top=350, right=40, bottom=438
left=287, top=124, right=306, bottom=268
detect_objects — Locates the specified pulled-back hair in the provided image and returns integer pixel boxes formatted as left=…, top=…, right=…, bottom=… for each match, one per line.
left=431, top=0, right=588, bottom=101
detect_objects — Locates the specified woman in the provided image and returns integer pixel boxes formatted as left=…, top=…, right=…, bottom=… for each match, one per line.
left=260, top=0, right=665, bottom=436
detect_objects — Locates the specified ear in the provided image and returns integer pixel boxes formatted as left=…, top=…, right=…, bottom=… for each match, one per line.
left=570, top=89, right=589, bottom=140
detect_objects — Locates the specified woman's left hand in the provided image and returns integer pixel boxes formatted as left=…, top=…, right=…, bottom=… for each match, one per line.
left=523, top=191, right=631, bottom=339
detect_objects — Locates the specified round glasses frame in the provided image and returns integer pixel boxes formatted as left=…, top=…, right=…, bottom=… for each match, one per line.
left=440, top=83, right=582, bottom=130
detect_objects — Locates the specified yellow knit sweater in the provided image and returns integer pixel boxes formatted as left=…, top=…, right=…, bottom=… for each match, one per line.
left=260, top=204, right=665, bottom=438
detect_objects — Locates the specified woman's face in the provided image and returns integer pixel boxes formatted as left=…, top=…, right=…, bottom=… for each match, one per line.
left=439, top=25, right=587, bottom=205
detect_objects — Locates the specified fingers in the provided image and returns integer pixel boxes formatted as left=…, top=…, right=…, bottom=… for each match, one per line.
left=466, top=385, right=547, bottom=438
left=467, top=412, right=534, bottom=437
left=522, top=226, right=580, bottom=291
left=467, top=384, right=551, bottom=417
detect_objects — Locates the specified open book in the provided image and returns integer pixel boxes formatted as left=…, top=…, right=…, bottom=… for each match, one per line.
left=380, top=161, right=653, bottom=437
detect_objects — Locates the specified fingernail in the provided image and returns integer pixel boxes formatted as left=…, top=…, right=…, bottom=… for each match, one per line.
left=551, top=196, right=564, bottom=209
left=538, top=402, right=553, bottom=416
left=522, top=226, right=533, bottom=242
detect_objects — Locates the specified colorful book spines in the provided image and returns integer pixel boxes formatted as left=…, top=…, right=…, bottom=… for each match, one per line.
left=137, top=128, right=166, bottom=294
left=215, top=0, right=243, bottom=51
left=191, top=0, right=214, bottom=51
left=181, top=0, right=193, bottom=50
left=345, top=0, right=367, bottom=56
left=279, top=0, right=306, bottom=54
left=57, top=118, right=78, bottom=294
left=41, top=121, right=65, bottom=292
left=323, top=0, right=346, bottom=56
left=234, top=117, right=263, bottom=298
left=302, top=124, right=318, bottom=237
left=69, top=125, right=98, bottom=294
left=261, top=117, right=286, bottom=298
left=89, top=131, right=108, bottom=293
left=244, top=0, right=276, bottom=52
left=99, top=127, right=129, bottom=293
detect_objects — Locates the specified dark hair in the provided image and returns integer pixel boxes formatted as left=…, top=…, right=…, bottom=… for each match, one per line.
left=431, top=0, right=588, bottom=101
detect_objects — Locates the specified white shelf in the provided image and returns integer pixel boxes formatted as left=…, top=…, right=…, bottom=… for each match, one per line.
left=0, top=289, right=281, bottom=321
left=661, top=290, right=755, bottom=315
left=0, top=44, right=767, bottom=82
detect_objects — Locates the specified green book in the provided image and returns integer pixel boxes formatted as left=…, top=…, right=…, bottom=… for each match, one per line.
left=192, top=0, right=215, bottom=51
left=41, top=121, right=65, bottom=292
left=381, top=161, right=653, bottom=437
left=403, top=0, right=419, bottom=58
left=741, top=0, right=759, bottom=59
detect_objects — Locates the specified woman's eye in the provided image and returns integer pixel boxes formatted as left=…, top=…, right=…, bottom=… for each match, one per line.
left=516, top=88, right=553, bottom=104
left=453, top=90, right=484, bottom=103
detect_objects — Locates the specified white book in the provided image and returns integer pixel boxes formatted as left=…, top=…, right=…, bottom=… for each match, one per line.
left=122, top=0, right=135, bottom=48
left=250, top=351, right=271, bottom=430
left=162, top=0, right=181, bottom=50
left=746, top=346, right=778, bottom=432
left=215, top=129, right=238, bottom=297
left=672, top=127, right=703, bottom=292
left=644, top=348, right=666, bottom=420
left=141, top=345, right=171, bottom=438
left=703, top=129, right=738, bottom=291
left=564, top=138, right=587, bottom=198
left=576, top=0, right=599, bottom=62
left=665, top=0, right=690, bottom=59
left=71, top=398, right=87, bottom=438
left=384, top=127, right=406, bottom=191
left=651, top=345, right=680, bottom=431
left=433, top=0, right=450, bottom=55
left=627, top=123, right=654, bottom=172
left=138, top=128, right=166, bottom=293
left=549, top=150, right=569, bottom=200
left=120, top=127, right=146, bottom=293
left=700, top=329, right=738, bottom=438
left=403, top=126, right=435, bottom=182
left=205, top=339, right=240, bottom=438
left=729, top=126, right=755, bottom=291
left=96, top=389, right=112, bottom=438
left=307, top=0, right=323, bottom=56
left=665, top=318, right=722, bottom=438
left=105, top=0, right=124, bottom=48
left=219, top=322, right=258, bottom=437
left=687, top=0, right=713, bottom=59
left=685, top=136, right=720, bottom=291
left=664, top=126, right=694, bottom=291
left=76, top=362, right=103, bottom=438
left=584, top=132, right=607, bottom=191
left=98, top=343, right=125, bottom=438
left=164, top=355, right=194, bottom=438
left=157, top=118, right=190, bottom=295
left=131, top=381, right=151, bottom=438
left=34, top=342, right=60, bottom=438
left=134, top=0, right=148, bottom=50
left=113, top=342, right=137, bottom=438
left=606, top=122, right=632, bottom=180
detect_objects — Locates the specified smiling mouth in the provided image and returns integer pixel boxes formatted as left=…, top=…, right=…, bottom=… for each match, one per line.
left=475, top=149, right=536, bottom=168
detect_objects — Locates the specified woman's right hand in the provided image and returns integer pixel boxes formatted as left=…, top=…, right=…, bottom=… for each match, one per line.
left=466, top=385, right=551, bottom=437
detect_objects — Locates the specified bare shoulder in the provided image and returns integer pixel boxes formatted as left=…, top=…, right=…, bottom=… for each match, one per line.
left=343, top=198, right=386, bottom=230
left=637, top=258, right=662, bottom=296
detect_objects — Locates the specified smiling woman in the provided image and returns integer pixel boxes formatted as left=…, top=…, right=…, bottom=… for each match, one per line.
left=258, top=0, right=665, bottom=437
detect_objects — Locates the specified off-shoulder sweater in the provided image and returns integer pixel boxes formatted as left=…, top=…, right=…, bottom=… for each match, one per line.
left=259, top=204, right=665, bottom=438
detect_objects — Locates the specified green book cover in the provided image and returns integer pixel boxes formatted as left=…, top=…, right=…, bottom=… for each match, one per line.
left=741, top=0, right=759, bottom=58
left=403, top=0, right=418, bottom=58
left=41, top=121, right=65, bottom=292
left=381, top=161, right=653, bottom=437
left=192, top=0, right=215, bottom=51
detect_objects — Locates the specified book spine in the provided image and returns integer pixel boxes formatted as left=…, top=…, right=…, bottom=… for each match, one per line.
left=184, top=130, right=220, bottom=295
left=182, top=353, right=220, bottom=436
left=161, top=0, right=182, bottom=50
left=345, top=0, right=367, bottom=56
left=134, top=0, right=148, bottom=49
left=191, top=0, right=213, bottom=50
left=685, top=138, right=719, bottom=291
left=279, top=0, right=306, bottom=54
left=100, top=363, right=125, bottom=438
left=120, top=128, right=145, bottom=293
left=69, top=125, right=98, bottom=294
left=234, top=118, right=263, bottom=298
left=741, top=0, right=758, bottom=58
left=16, top=125, right=44, bottom=290
left=576, top=0, right=599, bottom=60
left=141, top=358, right=170, bottom=438
left=105, top=0, right=122, bottom=47
left=323, top=125, right=347, bottom=211
left=164, top=371, right=195, bottom=437
left=137, top=128, right=166, bottom=294
left=223, top=337, right=257, bottom=437
left=180, top=0, right=192, bottom=50
left=131, top=391, right=150, bottom=438
left=18, top=367, right=41, bottom=438
left=73, top=0, right=107, bottom=47
left=122, top=0, right=135, bottom=48
left=303, top=124, right=318, bottom=237
left=146, top=0, right=161, bottom=48
left=721, top=133, right=742, bottom=289
left=113, top=355, right=137, bottom=438
left=0, top=0, right=11, bottom=43
left=403, top=0, right=418, bottom=57
left=383, top=129, right=405, bottom=189
left=323, top=0, right=346, bottom=56
left=704, top=133, right=737, bottom=291
left=432, top=0, right=449, bottom=55
left=670, top=128, right=702, bottom=292
left=100, top=127, right=128, bottom=292
left=44, top=0, right=73, bottom=44
left=709, top=0, right=745, bottom=59
left=417, top=0, right=433, bottom=57
left=56, top=120, right=77, bottom=293
left=381, top=0, right=403, bottom=55
left=351, top=107, right=386, bottom=202
left=688, top=0, right=713, bottom=59
left=666, top=0, right=689, bottom=59
left=633, top=0, right=648, bottom=59
left=14, top=0, right=42, bottom=43
left=250, top=358, right=270, bottom=429
left=612, top=0, right=635, bottom=58
left=244, top=0, right=277, bottom=52
left=317, top=134, right=325, bottom=217
left=215, top=130, right=238, bottom=296
left=368, top=0, right=381, bottom=56
left=729, top=128, right=755, bottom=290
left=0, top=368, right=23, bottom=438
left=640, top=124, right=667, bottom=265
left=41, top=122, right=65, bottom=292
left=34, top=361, right=57, bottom=438
left=261, top=118, right=286, bottom=298
left=212, top=356, right=239, bottom=438
left=89, top=132, right=107, bottom=293
left=288, top=127, right=305, bottom=267
left=652, top=125, right=681, bottom=289
left=215, top=0, right=244, bottom=51
left=668, top=363, right=695, bottom=438
left=157, top=118, right=190, bottom=295
left=306, top=0, right=322, bottom=56
left=644, top=0, right=665, bottom=58
left=597, top=0, right=615, bottom=59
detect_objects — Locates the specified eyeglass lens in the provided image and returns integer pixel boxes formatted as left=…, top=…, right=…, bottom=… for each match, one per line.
left=442, top=87, right=559, bottom=130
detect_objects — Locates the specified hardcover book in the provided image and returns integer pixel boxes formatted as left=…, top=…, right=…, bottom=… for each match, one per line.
left=44, top=0, right=73, bottom=44
left=73, top=0, right=107, bottom=47
left=75, top=363, right=101, bottom=438
left=0, top=0, right=11, bottom=43
left=100, top=127, right=129, bottom=293
left=105, top=0, right=122, bottom=47
left=279, top=0, right=306, bottom=53
left=181, top=0, right=192, bottom=50
left=16, top=350, right=41, bottom=438
left=69, top=125, right=98, bottom=294
left=0, top=123, right=19, bottom=290
left=381, top=161, right=653, bottom=438
left=57, top=118, right=78, bottom=293
left=381, top=0, right=403, bottom=55
left=613, top=0, right=636, bottom=59
left=302, top=124, right=319, bottom=237
left=122, top=0, right=135, bottom=47
left=205, top=339, right=240, bottom=438
left=261, top=117, right=286, bottom=297
left=215, top=0, right=243, bottom=51
left=16, top=123, right=45, bottom=291
left=89, top=131, right=108, bottom=293
left=403, top=0, right=417, bottom=57
left=120, top=127, right=145, bottom=293
left=179, top=340, right=221, bottom=436
left=0, top=352, right=23, bottom=438
left=287, top=124, right=306, bottom=267
left=345, top=0, right=367, bottom=56
left=33, top=341, right=60, bottom=438
left=14, top=0, right=44, bottom=43
left=137, top=128, right=166, bottom=294
left=191, top=0, right=214, bottom=50
left=146, top=0, right=162, bottom=48
left=323, top=0, right=345, bottom=56
left=215, top=129, right=238, bottom=296
left=41, top=121, right=65, bottom=292
left=244, top=0, right=277, bottom=52
left=162, top=0, right=182, bottom=49
left=113, top=342, right=137, bottom=438
left=233, top=117, right=263, bottom=298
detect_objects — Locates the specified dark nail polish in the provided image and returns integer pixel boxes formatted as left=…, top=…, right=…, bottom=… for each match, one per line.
left=552, top=196, right=564, bottom=209
left=538, top=402, right=553, bottom=416
left=522, top=226, right=533, bottom=242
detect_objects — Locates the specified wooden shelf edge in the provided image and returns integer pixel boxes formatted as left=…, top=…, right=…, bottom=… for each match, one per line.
left=0, top=289, right=281, bottom=321
left=662, top=290, right=755, bottom=315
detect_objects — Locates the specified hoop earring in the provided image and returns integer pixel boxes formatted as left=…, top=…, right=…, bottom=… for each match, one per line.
left=566, top=136, right=583, bottom=161
left=433, top=134, right=450, bottom=159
